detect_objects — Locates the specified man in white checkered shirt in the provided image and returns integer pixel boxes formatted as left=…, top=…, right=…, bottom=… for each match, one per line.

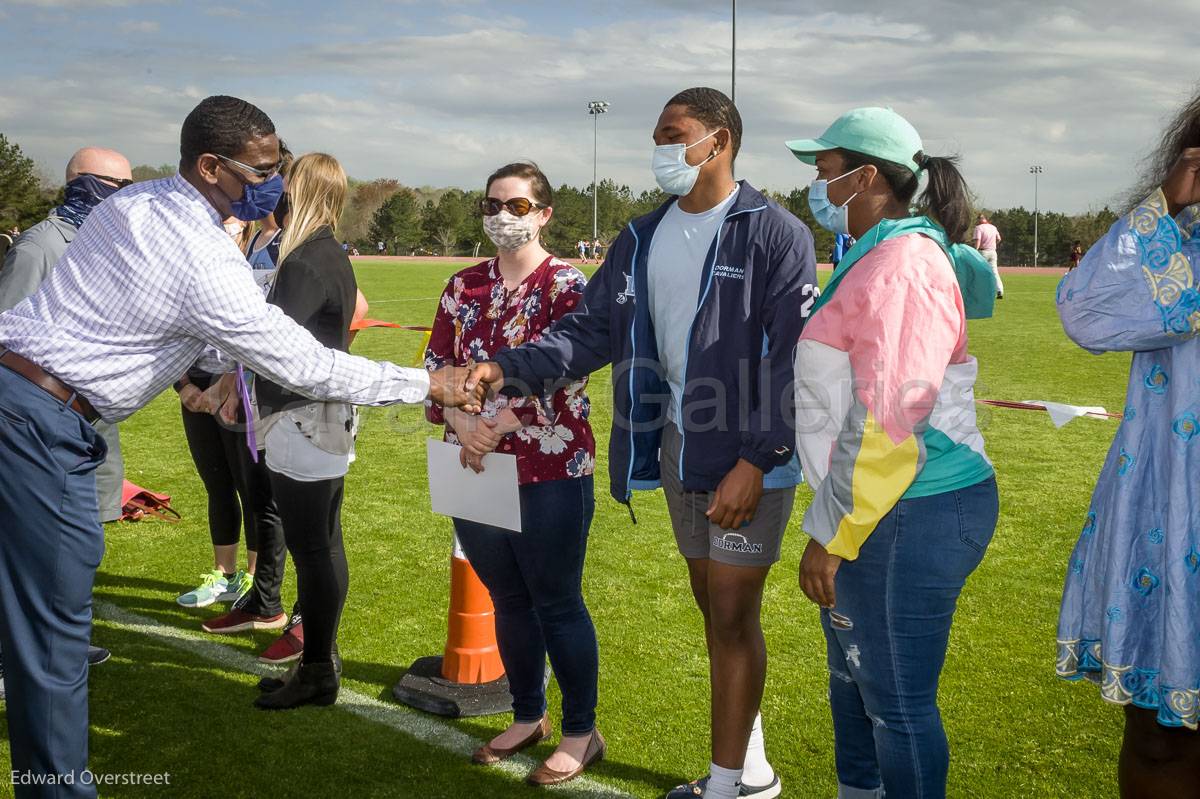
left=0, top=95, right=481, bottom=798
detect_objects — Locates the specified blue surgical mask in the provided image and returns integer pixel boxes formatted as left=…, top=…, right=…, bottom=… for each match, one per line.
left=228, top=173, right=284, bottom=222
left=807, top=167, right=863, bottom=236
left=652, top=130, right=720, bottom=196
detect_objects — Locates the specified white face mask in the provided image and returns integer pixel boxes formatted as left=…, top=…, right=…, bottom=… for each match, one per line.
left=651, top=129, right=720, bottom=196
left=223, top=220, right=246, bottom=240
left=483, top=209, right=542, bottom=252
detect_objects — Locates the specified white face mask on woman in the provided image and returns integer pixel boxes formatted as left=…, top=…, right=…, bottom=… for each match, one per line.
left=483, top=210, right=542, bottom=252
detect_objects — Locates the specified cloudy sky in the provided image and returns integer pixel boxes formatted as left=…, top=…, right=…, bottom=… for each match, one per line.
left=1, top=0, right=1196, bottom=212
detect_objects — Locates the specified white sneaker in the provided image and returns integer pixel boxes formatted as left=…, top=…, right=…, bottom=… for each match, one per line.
left=176, top=569, right=230, bottom=608
left=665, top=775, right=781, bottom=798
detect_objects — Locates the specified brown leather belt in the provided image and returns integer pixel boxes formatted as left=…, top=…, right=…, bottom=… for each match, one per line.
left=0, top=348, right=99, bottom=423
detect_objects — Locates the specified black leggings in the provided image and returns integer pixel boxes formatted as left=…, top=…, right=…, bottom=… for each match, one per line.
left=181, top=401, right=257, bottom=552
left=268, top=469, right=346, bottom=665
left=236, top=450, right=288, bottom=616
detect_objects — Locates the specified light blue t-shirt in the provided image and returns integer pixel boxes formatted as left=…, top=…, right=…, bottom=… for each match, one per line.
left=646, top=187, right=739, bottom=423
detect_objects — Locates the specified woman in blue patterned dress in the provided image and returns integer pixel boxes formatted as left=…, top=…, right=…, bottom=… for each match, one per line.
left=1056, top=93, right=1200, bottom=797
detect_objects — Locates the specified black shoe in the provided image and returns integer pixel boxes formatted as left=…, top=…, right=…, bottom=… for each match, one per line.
left=257, top=676, right=286, bottom=693
left=87, top=645, right=111, bottom=666
left=254, top=661, right=339, bottom=710
left=257, top=648, right=340, bottom=692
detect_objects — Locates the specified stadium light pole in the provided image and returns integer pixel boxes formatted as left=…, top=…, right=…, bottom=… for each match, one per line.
left=1030, top=165, right=1043, bottom=267
left=731, top=0, right=736, bottom=178
left=588, top=100, right=609, bottom=243
left=731, top=0, right=736, bottom=106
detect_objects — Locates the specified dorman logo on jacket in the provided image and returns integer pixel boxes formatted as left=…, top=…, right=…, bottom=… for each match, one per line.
left=712, top=263, right=745, bottom=280
left=616, top=273, right=636, bottom=304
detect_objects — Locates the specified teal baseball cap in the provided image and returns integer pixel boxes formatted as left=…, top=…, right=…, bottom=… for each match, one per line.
left=785, top=107, right=924, bottom=176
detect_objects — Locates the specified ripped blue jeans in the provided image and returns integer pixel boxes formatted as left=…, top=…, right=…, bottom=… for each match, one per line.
left=822, top=477, right=998, bottom=799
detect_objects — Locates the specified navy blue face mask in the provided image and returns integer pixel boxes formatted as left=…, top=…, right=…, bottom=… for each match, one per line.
left=224, top=169, right=284, bottom=222
left=55, top=175, right=121, bottom=229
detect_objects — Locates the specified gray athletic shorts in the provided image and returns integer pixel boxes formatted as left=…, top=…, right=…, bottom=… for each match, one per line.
left=660, top=422, right=795, bottom=567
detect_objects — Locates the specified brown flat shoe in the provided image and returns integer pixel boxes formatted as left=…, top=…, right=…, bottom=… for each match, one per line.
left=471, top=716, right=552, bottom=765
left=526, top=729, right=606, bottom=787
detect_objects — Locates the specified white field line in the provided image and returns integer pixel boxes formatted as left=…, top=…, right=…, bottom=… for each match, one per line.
left=93, top=602, right=633, bottom=798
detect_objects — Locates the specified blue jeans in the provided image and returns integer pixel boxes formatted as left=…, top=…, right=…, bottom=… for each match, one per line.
left=824, top=477, right=998, bottom=799
left=454, top=476, right=598, bottom=735
left=0, top=366, right=107, bottom=798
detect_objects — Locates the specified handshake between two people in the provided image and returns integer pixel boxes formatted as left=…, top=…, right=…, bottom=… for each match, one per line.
left=427, top=360, right=504, bottom=414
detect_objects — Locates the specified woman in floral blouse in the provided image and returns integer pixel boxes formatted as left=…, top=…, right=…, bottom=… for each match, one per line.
left=425, top=162, right=603, bottom=786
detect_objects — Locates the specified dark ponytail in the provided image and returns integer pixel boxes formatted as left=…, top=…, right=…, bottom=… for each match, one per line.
left=917, top=153, right=972, bottom=242
left=837, top=147, right=975, bottom=242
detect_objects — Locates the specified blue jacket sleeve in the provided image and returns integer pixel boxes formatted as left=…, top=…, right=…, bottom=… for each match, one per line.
left=1058, top=189, right=1200, bottom=353
left=493, top=247, right=616, bottom=397
left=739, top=214, right=818, bottom=473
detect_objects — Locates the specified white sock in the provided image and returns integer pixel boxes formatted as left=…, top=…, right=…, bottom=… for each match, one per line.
left=704, top=763, right=743, bottom=799
left=741, top=713, right=775, bottom=787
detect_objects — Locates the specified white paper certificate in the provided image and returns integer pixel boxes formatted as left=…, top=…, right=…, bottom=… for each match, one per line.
left=426, top=438, right=522, bottom=532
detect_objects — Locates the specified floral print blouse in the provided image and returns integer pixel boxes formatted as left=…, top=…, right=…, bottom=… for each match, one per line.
left=425, top=256, right=595, bottom=485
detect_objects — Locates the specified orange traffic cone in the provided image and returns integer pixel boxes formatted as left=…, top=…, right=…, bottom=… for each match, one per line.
left=442, top=542, right=505, bottom=683
left=392, top=536, right=511, bottom=717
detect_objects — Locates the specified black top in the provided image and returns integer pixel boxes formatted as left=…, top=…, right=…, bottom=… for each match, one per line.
left=256, top=225, right=357, bottom=415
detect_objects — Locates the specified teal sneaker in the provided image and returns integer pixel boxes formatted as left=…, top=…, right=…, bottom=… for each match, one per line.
left=176, top=569, right=230, bottom=608
left=221, top=570, right=254, bottom=603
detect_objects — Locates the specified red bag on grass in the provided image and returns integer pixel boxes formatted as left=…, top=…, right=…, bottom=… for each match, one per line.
left=120, top=480, right=181, bottom=523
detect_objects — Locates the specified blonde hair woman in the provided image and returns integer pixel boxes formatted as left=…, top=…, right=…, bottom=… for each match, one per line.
left=251, top=153, right=361, bottom=710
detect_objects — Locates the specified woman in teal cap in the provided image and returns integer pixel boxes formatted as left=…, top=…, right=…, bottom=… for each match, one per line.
left=785, top=107, right=999, bottom=798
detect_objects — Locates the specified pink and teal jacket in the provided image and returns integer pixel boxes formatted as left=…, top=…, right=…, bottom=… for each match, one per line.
left=794, top=216, right=996, bottom=560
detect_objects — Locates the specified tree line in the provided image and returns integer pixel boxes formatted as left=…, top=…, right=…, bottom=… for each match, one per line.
left=0, top=132, right=1118, bottom=266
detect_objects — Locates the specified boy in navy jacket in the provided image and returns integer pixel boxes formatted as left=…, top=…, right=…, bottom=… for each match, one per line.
left=468, top=88, right=817, bottom=799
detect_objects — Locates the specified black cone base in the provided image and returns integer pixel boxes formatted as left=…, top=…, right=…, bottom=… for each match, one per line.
left=391, top=655, right=511, bottom=717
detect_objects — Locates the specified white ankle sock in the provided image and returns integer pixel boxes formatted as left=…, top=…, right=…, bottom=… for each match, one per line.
left=741, top=713, right=775, bottom=787
left=705, top=763, right=743, bottom=799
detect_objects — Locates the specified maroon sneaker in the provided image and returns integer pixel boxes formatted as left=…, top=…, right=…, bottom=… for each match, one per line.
left=202, top=608, right=286, bottom=635
left=257, top=613, right=304, bottom=664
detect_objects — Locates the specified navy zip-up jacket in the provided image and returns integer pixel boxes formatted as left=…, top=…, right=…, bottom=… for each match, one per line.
left=494, top=181, right=818, bottom=506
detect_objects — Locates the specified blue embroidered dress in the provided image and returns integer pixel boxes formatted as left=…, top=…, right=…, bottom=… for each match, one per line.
left=1056, top=188, right=1200, bottom=729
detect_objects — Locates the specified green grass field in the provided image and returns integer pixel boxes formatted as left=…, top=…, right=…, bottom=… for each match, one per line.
left=0, top=261, right=1131, bottom=798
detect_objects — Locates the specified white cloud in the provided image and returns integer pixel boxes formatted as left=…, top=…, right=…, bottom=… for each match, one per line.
left=118, top=19, right=158, bottom=33
left=203, top=6, right=245, bottom=17
left=7, top=0, right=158, bottom=6
left=1, top=2, right=1194, bottom=212
left=442, top=13, right=524, bottom=30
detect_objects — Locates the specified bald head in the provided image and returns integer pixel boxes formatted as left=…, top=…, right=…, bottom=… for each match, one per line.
left=65, top=148, right=132, bottom=186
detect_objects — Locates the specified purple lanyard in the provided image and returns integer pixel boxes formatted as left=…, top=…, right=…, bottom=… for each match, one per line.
left=235, top=364, right=258, bottom=463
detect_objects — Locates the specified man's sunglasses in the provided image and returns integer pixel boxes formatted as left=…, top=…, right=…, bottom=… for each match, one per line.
left=215, top=154, right=281, bottom=181
left=79, top=172, right=133, bottom=189
left=480, top=197, right=546, bottom=217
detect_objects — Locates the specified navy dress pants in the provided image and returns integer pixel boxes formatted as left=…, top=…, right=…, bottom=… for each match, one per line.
left=0, top=366, right=106, bottom=798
